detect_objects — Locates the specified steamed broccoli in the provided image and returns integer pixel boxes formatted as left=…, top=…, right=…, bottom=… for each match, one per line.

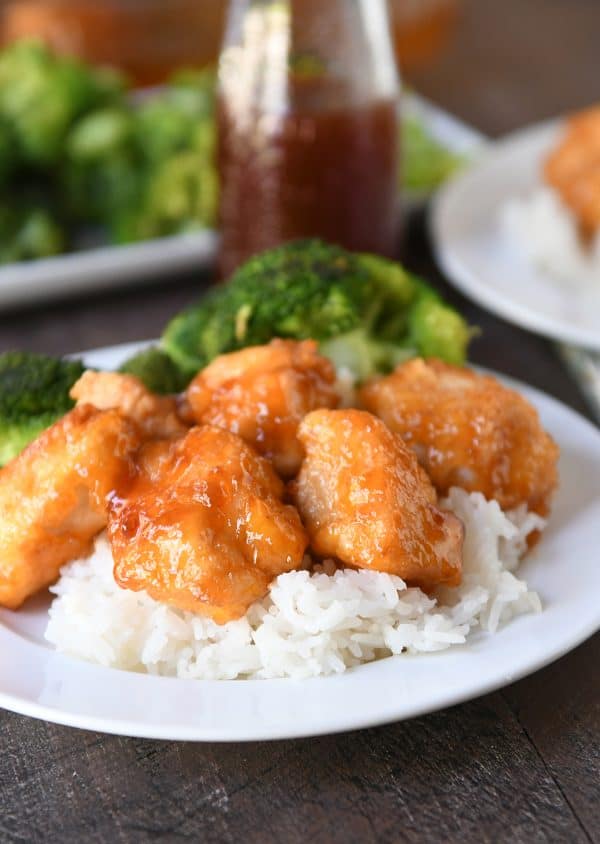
left=164, top=240, right=370, bottom=375
left=0, top=45, right=216, bottom=259
left=401, top=114, right=465, bottom=193
left=62, top=107, right=140, bottom=222
left=107, top=68, right=217, bottom=243
left=0, top=116, right=16, bottom=188
left=0, top=351, right=85, bottom=466
left=163, top=240, right=472, bottom=380
left=0, top=40, right=126, bottom=167
left=407, top=289, right=473, bottom=365
left=119, top=346, right=189, bottom=394
left=0, top=203, right=65, bottom=264
left=133, top=72, right=215, bottom=166
left=114, top=147, right=217, bottom=243
left=115, top=88, right=217, bottom=244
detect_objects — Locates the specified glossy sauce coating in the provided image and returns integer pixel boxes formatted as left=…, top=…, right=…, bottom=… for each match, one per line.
left=293, top=408, right=463, bottom=589
left=71, top=370, right=188, bottom=440
left=108, top=426, right=309, bottom=623
left=0, top=405, right=140, bottom=609
left=360, top=358, right=559, bottom=515
left=186, top=339, right=339, bottom=477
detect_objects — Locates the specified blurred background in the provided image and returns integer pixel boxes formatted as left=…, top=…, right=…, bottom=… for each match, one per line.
left=0, top=0, right=597, bottom=282
left=0, top=0, right=459, bottom=84
left=1, top=0, right=595, bottom=129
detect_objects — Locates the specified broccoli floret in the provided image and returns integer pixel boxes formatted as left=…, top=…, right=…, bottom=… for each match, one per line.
left=162, top=285, right=238, bottom=376
left=320, top=329, right=414, bottom=383
left=401, top=114, right=465, bottom=193
left=66, top=107, right=133, bottom=159
left=405, top=273, right=472, bottom=364
left=317, top=254, right=419, bottom=378
left=117, top=148, right=217, bottom=242
left=407, top=296, right=472, bottom=365
left=0, top=116, right=16, bottom=188
left=0, top=203, right=65, bottom=264
left=62, top=107, right=140, bottom=223
left=163, top=240, right=473, bottom=380
left=134, top=96, right=197, bottom=165
left=0, top=40, right=126, bottom=167
left=163, top=240, right=372, bottom=376
left=115, top=95, right=217, bottom=245
left=0, top=351, right=85, bottom=465
left=11, top=208, right=65, bottom=261
left=134, top=78, right=214, bottom=166
left=119, top=346, right=189, bottom=394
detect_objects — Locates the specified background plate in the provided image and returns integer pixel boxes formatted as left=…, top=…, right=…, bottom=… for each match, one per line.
left=0, top=343, right=598, bottom=741
left=431, top=120, right=600, bottom=351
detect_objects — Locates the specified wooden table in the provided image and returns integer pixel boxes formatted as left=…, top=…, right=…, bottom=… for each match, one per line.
left=0, top=1, right=598, bottom=841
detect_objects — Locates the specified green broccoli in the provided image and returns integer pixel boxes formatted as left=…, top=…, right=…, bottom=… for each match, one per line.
left=0, top=203, right=65, bottom=264
left=0, top=40, right=126, bottom=167
left=62, top=107, right=140, bottom=222
left=0, top=351, right=85, bottom=466
left=113, top=146, right=217, bottom=243
left=163, top=240, right=370, bottom=375
left=163, top=240, right=472, bottom=380
left=133, top=78, right=214, bottom=166
left=110, top=69, right=217, bottom=244
left=119, top=346, right=189, bottom=394
left=401, top=114, right=465, bottom=193
left=0, top=116, right=16, bottom=188
left=406, top=280, right=474, bottom=365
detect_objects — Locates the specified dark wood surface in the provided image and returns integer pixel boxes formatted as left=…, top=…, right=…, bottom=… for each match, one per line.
left=1, top=1, right=599, bottom=842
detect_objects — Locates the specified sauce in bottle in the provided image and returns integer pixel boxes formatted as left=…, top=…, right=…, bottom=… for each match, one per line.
left=217, top=0, right=400, bottom=278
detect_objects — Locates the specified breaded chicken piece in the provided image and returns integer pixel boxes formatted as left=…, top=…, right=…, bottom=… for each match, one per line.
left=360, top=358, right=559, bottom=515
left=545, top=106, right=600, bottom=238
left=293, top=409, right=463, bottom=589
left=71, top=370, right=187, bottom=439
left=185, top=339, right=339, bottom=477
left=108, top=426, right=309, bottom=623
left=0, top=405, right=140, bottom=609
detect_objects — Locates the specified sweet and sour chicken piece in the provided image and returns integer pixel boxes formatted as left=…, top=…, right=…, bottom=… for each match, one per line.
left=544, top=106, right=600, bottom=238
left=108, top=426, right=309, bottom=623
left=293, top=409, right=464, bottom=589
left=71, top=370, right=187, bottom=440
left=0, top=405, right=140, bottom=609
left=185, top=339, right=339, bottom=477
left=360, top=358, right=559, bottom=515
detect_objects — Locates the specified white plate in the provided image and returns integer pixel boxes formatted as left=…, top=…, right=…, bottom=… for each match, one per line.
left=431, top=120, right=600, bottom=351
left=0, top=342, right=598, bottom=741
left=0, top=230, right=219, bottom=309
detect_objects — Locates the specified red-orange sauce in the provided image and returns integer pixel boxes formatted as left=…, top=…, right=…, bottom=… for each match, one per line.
left=217, top=97, right=400, bottom=278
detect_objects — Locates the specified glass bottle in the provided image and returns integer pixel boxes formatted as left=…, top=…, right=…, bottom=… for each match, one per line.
left=217, top=0, right=401, bottom=278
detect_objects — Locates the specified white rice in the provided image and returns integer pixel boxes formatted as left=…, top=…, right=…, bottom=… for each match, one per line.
left=45, top=488, right=544, bottom=680
left=500, top=185, right=600, bottom=284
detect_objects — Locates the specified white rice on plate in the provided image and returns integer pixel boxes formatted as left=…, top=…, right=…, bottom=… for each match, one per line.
left=500, top=185, right=600, bottom=284
left=45, top=487, right=544, bottom=680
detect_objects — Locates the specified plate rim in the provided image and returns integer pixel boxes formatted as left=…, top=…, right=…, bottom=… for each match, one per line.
left=0, top=340, right=598, bottom=742
left=430, top=118, right=600, bottom=352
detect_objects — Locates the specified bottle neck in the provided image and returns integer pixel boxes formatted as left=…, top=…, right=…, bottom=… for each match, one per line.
left=220, top=0, right=399, bottom=115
